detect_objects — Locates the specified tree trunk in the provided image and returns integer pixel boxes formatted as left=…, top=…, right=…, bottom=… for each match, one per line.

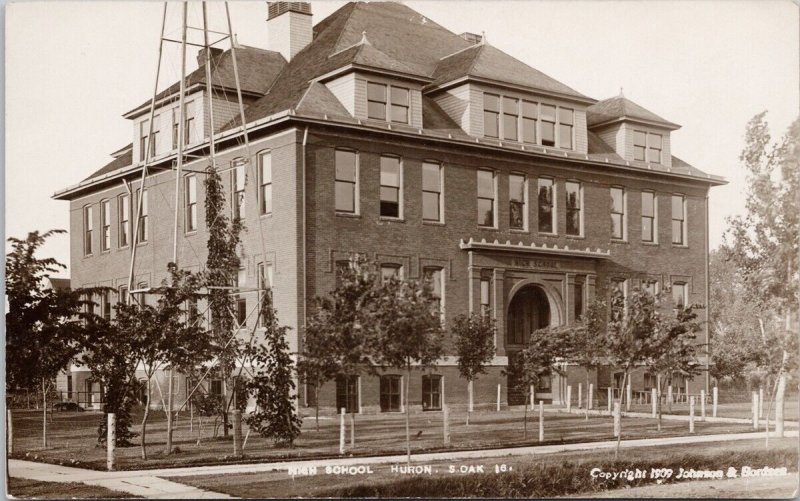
left=466, top=379, right=473, bottom=426
left=523, top=390, right=528, bottom=439
left=140, top=378, right=151, bottom=460
left=405, top=363, right=411, bottom=465
left=222, top=374, right=229, bottom=438
left=314, top=385, right=320, bottom=433
left=42, top=381, right=48, bottom=449
left=614, top=371, right=628, bottom=459
left=585, top=374, right=590, bottom=421
left=656, top=376, right=663, bottom=432
left=165, top=368, right=174, bottom=455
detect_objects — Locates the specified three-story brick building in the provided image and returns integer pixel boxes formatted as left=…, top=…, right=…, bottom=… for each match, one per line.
left=55, top=1, right=725, bottom=412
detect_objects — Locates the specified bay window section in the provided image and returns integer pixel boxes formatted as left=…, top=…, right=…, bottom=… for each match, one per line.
left=565, top=181, right=582, bottom=236
left=335, top=150, right=358, bottom=214
left=610, top=187, right=625, bottom=240
left=379, top=156, right=402, bottom=218
left=477, top=169, right=496, bottom=227
left=537, top=178, right=554, bottom=233
left=422, top=162, right=442, bottom=222
left=483, top=93, right=500, bottom=138
left=509, top=174, right=526, bottom=230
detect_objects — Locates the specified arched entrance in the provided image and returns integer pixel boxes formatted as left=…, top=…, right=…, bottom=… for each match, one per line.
left=506, top=284, right=552, bottom=405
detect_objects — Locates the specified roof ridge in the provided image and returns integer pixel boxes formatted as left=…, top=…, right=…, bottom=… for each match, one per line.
left=465, top=43, right=487, bottom=77
left=439, top=41, right=481, bottom=61
left=330, top=2, right=360, bottom=59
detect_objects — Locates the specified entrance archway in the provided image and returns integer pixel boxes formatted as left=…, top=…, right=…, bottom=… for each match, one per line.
left=506, top=284, right=554, bottom=405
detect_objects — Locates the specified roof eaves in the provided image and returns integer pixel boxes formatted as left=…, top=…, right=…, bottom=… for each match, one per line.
left=589, top=115, right=681, bottom=131
left=425, top=75, right=597, bottom=106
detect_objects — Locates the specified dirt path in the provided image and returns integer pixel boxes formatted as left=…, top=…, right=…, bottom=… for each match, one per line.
left=584, top=473, right=799, bottom=498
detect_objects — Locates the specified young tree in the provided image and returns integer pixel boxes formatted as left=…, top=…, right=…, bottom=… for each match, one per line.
left=6, top=230, right=99, bottom=448
left=562, top=301, right=609, bottom=420
left=453, top=313, right=496, bottom=425
left=297, top=306, right=339, bottom=431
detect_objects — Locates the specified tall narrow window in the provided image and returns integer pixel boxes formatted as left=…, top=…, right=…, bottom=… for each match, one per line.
left=390, top=86, right=409, bottom=124
left=483, top=93, right=500, bottom=138
left=101, top=291, right=111, bottom=321
left=185, top=175, right=197, bottom=232
left=522, top=101, right=537, bottom=144
left=367, top=82, right=387, bottom=120
left=139, top=120, right=149, bottom=160
left=422, top=162, right=442, bottom=222
left=187, top=297, right=199, bottom=326
left=574, top=278, right=584, bottom=320
left=648, top=133, right=662, bottom=164
left=184, top=115, right=195, bottom=145
left=380, top=375, right=401, bottom=412
left=100, top=200, right=111, bottom=251
left=259, top=151, right=272, bottom=215
left=642, top=191, right=656, bottom=242
left=610, top=187, right=625, bottom=240
left=335, top=149, right=357, bottom=213
left=83, top=205, right=93, bottom=255
left=136, top=282, right=148, bottom=306
left=540, top=104, right=556, bottom=146
left=633, top=130, right=647, bottom=161
left=565, top=181, right=582, bottom=236
left=558, top=107, right=573, bottom=149
left=136, top=189, right=148, bottom=243
left=257, top=262, right=273, bottom=327
left=236, top=298, right=247, bottom=327
left=672, top=282, right=687, bottom=308
left=172, top=108, right=179, bottom=149
left=671, top=194, right=685, bottom=245
left=421, top=375, right=442, bottom=410
left=502, top=97, right=519, bottom=141
left=150, top=128, right=159, bottom=157
left=509, top=174, right=526, bottom=230
left=480, top=277, right=491, bottom=316
left=335, top=375, right=359, bottom=413
left=232, top=163, right=245, bottom=219
left=118, top=286, right=129, bottom=305
left=118, top=194, right=130, bottom=248
left=477, top=169, right=496, bottom=227
left=423, top=267, right=444, bottom=315
left=380, top=156, right=402, bottom=218
left=538, top=178, right=554, bottom=233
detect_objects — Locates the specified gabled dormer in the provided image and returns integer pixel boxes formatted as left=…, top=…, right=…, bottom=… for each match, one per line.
left=587, top=94, right=680, bottom=167
left=425, top=39, right=595, bottom=153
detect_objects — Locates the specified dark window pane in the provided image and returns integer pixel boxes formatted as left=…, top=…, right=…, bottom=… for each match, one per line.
left=574, top=281, right=584, bottom=319
left=478, top=198, right=494, bottom=226
left=510, top=201, right=524, bottom=229
left=336, top=376, right=358, bottom=413
left=566, top=183, right=580, bottom=209
left=567, top=208, right=580, bottom=235
left=541, top=122, right=555, bottom=146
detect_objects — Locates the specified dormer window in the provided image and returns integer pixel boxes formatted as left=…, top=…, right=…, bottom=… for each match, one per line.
left=502, top=97, right=519, bottom=141
left=634, top=130, right=663, bottom=164
left=558, top=108, right=574, bottom=149
left=649, top=133, right=662, bottom=163
left=522, top=101, right=537, bottom=144
left=540, top=104, right=556, bottom=146
left=483, top=93, right=500, bottom=138
left=367, top=82, right=409, bottom=124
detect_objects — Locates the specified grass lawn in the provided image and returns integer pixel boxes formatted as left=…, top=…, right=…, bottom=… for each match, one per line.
left=8, top=405, right=772, bottom=471
left=166, top=438, right=798, bottom=498
left=7, top=477, right=138, bottom=499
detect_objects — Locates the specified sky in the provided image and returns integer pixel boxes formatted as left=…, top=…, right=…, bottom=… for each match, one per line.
left=5, top=0, right=799, bottom=278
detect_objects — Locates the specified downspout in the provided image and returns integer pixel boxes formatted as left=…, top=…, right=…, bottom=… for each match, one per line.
left=705, top=191, right=710, bottom=393
left=301, top=125, right=309, bottom=405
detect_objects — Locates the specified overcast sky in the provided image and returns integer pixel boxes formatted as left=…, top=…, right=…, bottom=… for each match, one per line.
left=6, top=1, right=799, bottom=278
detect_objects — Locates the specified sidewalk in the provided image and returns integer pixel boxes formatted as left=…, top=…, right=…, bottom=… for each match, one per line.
left=10, top=429, right=797, bottom=497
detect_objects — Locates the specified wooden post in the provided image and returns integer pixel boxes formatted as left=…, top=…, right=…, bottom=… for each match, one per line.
left=625, top=383, right=632, bottom=411
left=7, top=410, right=12, bottom=455
left=613, top=401, right=621, bottom=437
left=107, top=413, right=116, bottom=471
left=607, top=387, right=612, bottom=414
left=400, top=376, right=405, bottom=413
left=529, top=386, right=535, bottom=411
left=651, top=389, right=657, bottom=417
left=700, top=390, right=706, bottom=421
left=712, top=386, right=718, bottom=417
left=758, top=387, right=764, bottom=418
left=566, top=386, right=572, bottom=412
left=232, top=409, right=242, bottom=458
left=751, top=392, right=758, bottom=430
left=468, top=380, right=474, bottom=413
left=588, top=384, right=594, bottom=410
left=496, top=384, right=501, bottom=412
left=538, top=401, right=544, bottom=442
left=776, top=375, right=786, bottom=437
left=349, top=413, right=355, bottom=448
left=667, top=385, right=673, bottom=404
left=689, top=396, right=695, bottom=433
left=577, top=383, right=582, bottom=409
left=685, top=380, right=689, bottom=401
left=339, top=407, right=345, bottom=454
left=443, top=405, right=450, bottom=445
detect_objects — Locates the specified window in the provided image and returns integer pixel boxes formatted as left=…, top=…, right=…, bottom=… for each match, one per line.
left=136, top=189, right=148, bottom=243
left=100, top=200, right=111, bottom=251
left=483, top=93, right=500, bottom=138
left=421, top=375, right=442, bottom=410
left=423, top=267, right=444, bottom=315
left=610, top=187, right=625, bottom=240
left=184, top=115, right=195, bottom=145
left=381, top=264, right=402, bottom=283
left=101, top=291, right=111, bottom=321
left=67, top=375, right=73, bottom=400
left=335, top=149, right=358, bottom=213
left=118, top=286, right=129, bottom=305
left=557, top=108, right=573, bottom=149
left=642, top=191, right=656, bottom=242
left=565, top=181, right=582, bottom=236
left=644, top=372, right=655, bottom=392
left=509, top=174, right=526, bottom=230
left=574, top=278, right=584, bottom=320
left=236, top=298, right=247, bottom=327
left=259, top=151, right=272, bottom=215
left=503, top=97, right=519, bottom=141
left=672, top=282, right=687, bottom=309
left=232, top=162, right=245, bottom=219
left=612, top=279, right=627, bottom=303
left=422, top=162, right=442, bottom=222
left=83, top=205, right=93, bottom=255
left=540, top=104, right=556, bottom=146
left=380, top=156, right=402, bottom=218
left=335, top=375, right=359, bottom=413
left=136, top=282, right=148, bottom=306
left=185, top=175, right=197, bottom=232
left=522, top=101, right=537, bottom=144
left=642, top=279, right=660, bottom=296
left=380, top=375, right=401, bottom=412
left=210, top=379, right=223, bottom=398
left=634, top=130, right=647, bottom=161
left=480, top=277, right=491, bottom=316
left=648, top=134, right=662, bottom=164
left=671, top=194, right=686, bottom=245
left=538, top=373, right=552, bottom=392
left=257, top=263, right=273, bottom=327
left=172, top=108, right=179, bottom=149
left=118, top=194, right=130, bottom=248
left=367, top=82, right=387, bottom=120
left=390, top=86, right=409, bottom=124
left=477, top=169, right=496, bottom=227
left=538, top=178, right=554, bottom=233
left=139, top=120, right=149, bottom=160
left=150, top=128, right=159, bottom=157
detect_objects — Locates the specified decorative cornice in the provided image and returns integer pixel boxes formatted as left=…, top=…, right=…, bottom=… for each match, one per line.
left=459, top=237, right=612, bottom=259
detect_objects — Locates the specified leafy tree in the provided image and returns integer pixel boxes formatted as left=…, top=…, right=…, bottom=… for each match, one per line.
left=561, top=301, right=609, bottom=420
left=297, top=306, right=339, bottom=431
left=6, top=229, right=98, bottom=447
left=246, top=288, right=303, bottom=446
left=453, top=313, right=496, bottom=425
left=372, top=275, right=445, bottom=464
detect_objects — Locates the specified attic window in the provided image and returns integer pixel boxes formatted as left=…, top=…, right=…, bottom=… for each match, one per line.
left=634, top=130, right=663, bottom=164
left=367, top=82, right=409, bottom=124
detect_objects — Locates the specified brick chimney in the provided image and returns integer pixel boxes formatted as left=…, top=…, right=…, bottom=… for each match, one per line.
left=267, top=2, right=312, bottom=61
left=197, top=47, right=223, bottom=68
